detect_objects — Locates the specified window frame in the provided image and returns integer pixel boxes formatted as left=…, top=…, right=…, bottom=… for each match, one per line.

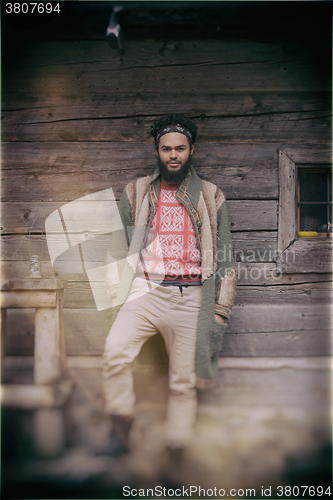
left=277, top=147, right=332, bottom=273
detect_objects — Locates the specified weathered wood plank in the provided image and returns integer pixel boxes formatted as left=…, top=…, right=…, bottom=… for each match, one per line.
left=0, top=232, right=277, bottom=262
left=1, top=167, right=278, bottom=203
left=4, top=143, right=329, bottom=173
left=1, top=142, right=281, bottom=201
left=59, top=281, right=332, bottom=310
left=234, top=264, right=332, bottom=286
left=0, top=200, right=277, bottom=233
left=1, top=141, right=280, bottom=172
left=1, top=261, right=331, bottom=286
left=3, top=51, right=329, bottom=94
left=3, top=77, right=330, bottom=141
left=4, top=38, right=330, bottom=143
left=228, top=304, right=331, bottom=334
left=277, top=239, right=333, bottom=273
left=5, top=328, right=331, bottom=358
left=2, top=40, right=312, bottom=71
left=1, top=169, right=136, bottom=204
left=3, top=107, right=330, bottom=143
left=221, top=331, right=331, bottom=357
left=6, top=304, right=332, bottom=337
left=228, top=201, right=277, bottom=231
left=1, top=143, right=329, bottom=203
left=1, top=261, right=331, bottom=309
left=232, top=232, right=277, bottom=262
left=2, top=145, right=328, bottom=203
left=5, top=304, right=331, bottom=357
left=3, top=91, right=330, bottom=119
left=235, top=283, right=332, bottom=305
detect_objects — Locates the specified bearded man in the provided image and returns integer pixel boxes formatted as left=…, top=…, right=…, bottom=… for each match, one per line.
left=101, top=114, right=237, bottom=458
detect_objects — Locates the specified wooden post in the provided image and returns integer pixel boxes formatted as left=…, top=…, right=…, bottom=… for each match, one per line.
left=33, top=285, right=69, bottom=456
left=1, top=308, right=6, bottom=378
left=57, top=289, right=68, bottom=379
left=33, top=408, right=66, bottom=457
left=34, top=306, right=62, bottom=385
left=0, top=279, right=69, bottom=457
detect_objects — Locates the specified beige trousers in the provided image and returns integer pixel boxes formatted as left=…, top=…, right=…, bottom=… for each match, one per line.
left=103, top=277, right=202, bottom=447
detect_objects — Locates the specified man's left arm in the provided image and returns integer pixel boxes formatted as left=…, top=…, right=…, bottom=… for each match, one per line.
left=214, top=200, right=237, bottom=323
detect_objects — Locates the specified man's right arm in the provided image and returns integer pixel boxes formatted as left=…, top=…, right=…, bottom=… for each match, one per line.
left=104, top=188, right=132, bottom=301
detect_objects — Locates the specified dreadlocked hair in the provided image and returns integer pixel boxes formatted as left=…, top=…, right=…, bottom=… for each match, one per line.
left=149, top=114, right=198, bottom=146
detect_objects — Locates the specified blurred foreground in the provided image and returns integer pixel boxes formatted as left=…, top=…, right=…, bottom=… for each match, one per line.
left=2, top=357, right=332, bottom=499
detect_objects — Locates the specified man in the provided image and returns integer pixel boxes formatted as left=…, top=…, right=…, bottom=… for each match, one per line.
left=101, top=114, right=237, bottom=457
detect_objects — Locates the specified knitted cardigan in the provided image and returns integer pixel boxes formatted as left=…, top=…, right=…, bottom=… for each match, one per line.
left=105, top=166, right=237, bottom=389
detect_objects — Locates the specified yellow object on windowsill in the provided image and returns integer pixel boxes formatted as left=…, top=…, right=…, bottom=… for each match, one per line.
left=298, top=231, right=318, bottom=237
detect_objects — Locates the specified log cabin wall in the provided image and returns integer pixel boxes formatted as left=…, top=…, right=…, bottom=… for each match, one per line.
left=1, top=1, right=332, bottom=360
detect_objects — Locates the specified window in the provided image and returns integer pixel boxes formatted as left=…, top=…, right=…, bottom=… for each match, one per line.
left=277, top=148, right=332, bottom=273
left=298, top=167, right=332, bottom=237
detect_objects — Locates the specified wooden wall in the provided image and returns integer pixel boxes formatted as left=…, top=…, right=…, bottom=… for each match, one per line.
left=2, top=2, right=332, bottom=358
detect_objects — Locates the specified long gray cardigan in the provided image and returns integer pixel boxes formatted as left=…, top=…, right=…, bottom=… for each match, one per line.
left=105, top=166, right=237, bottom=389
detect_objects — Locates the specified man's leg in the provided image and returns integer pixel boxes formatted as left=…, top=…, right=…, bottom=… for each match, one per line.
left=98, top=278, right=162, bottom=455
left=103, top=278, right=159, bottom=417
left=160, top=286, right=202, bottom=449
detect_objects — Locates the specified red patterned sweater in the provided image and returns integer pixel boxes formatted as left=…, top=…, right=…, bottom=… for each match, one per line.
left=138, top=183, right=202, bottom=281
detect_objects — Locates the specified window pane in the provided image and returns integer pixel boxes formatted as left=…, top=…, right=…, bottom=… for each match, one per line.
left=299, top=204, right=331, bottom=232
left=299, top=172, right=328, bottom=202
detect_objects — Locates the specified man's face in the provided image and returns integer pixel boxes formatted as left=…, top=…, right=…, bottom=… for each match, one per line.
left=156, top=132, right=194, bottom=185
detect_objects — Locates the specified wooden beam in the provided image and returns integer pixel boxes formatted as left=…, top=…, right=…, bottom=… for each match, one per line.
left=1, top=290, right=57, bottom=308
left=1, top=278, right=66, bottom=290
left=1, top=379, right=72, bottom=409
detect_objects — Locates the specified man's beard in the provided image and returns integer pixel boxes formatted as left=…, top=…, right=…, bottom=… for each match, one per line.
left=157, top=155, right=191, bottom=184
